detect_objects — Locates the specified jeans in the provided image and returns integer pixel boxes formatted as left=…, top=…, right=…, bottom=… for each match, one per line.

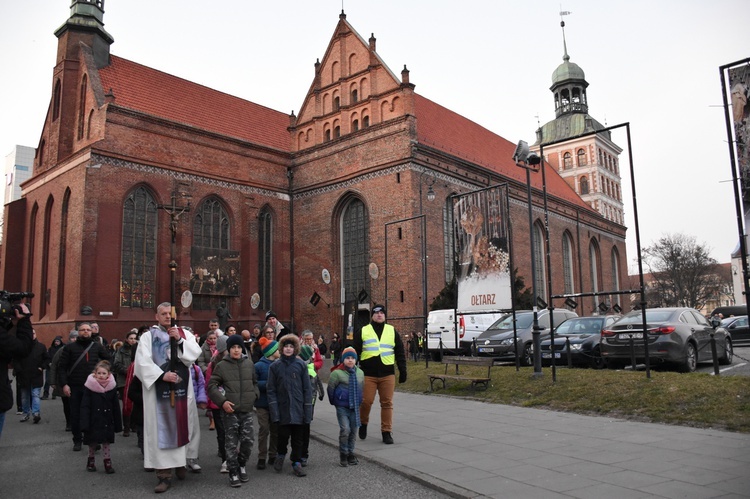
left=0, top=411, right=5, bottom=439
left=20, top=387, right=41, bottom=415
left=335, top=406, right=358, bottom=455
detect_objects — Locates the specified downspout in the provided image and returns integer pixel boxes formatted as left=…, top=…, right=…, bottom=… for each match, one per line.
left=287, top=167, right=295, bottom=332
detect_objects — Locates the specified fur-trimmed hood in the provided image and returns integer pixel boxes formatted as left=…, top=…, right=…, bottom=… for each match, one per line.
left=278, top=333, right=300, bottom=357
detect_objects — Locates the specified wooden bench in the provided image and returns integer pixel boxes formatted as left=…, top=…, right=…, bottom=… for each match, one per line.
left=428, top=355, right=495, bottom=391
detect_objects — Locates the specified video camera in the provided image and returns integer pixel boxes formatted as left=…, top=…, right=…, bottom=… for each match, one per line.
left=0, top=291, right=34, bottom=324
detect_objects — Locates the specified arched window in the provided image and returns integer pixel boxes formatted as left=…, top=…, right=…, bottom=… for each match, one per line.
left=325, top=129, right=331, bottom=142
left=563, top=152, right=573, bottom=170
left=363, top=115, right=370, bottom=127
left=562, top=232, right=575, bottom=295
left=577, top=148, right=586, bottom=166
left=333, top=96, right=340, bottom=112
left=580, top=176, right=589, bottom=195
left=87, top=109, right=95, bottom=139
left=52, top=80, right=61, bottom=121
left=258, top=207, right=273, bottom=311
left=334, top=126, right=340, bottom=139
left=77, top=74, right=87, bottom=140
left=40, top=196, right=54, bottom=318
left=57, top=189, right=71, bottom=318
left=341, top=198, right=369, bottom=305
left=443, top=196, right=455, bottom=283
left=611, top=247, right=621, bottom=306
left=120, top=186, right=158, bottom=308
left=352, top=119, right=359, bottom=132
left=589, top=239, right=601, bottom=311
left=533, top=221, right=546, bottom=301
left=194, top=197, right=230, bottom=250
left=27, top=204, right=38, bottom=301
left=351, top=89, right=358, bottom=103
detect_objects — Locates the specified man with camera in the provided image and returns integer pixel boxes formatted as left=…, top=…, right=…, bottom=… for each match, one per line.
left=0, top=301, right=34, bottom=439
left=57, top=322, right=111, bottom=451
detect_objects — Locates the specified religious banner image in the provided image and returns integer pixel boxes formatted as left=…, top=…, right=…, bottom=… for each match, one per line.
left=190, top=247, right=241, bottom=296
left=729, top=64, right=750, bottom=208
left=453, top=185, right=512, bottom=312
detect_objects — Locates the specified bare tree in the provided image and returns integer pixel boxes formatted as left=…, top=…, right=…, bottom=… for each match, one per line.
left=642, top=233, right=725, bottom=309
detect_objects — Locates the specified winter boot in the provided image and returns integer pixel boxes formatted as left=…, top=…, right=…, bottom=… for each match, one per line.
left=273, top=454, right=285, bottom=473
left=382, top=431, right=394, bottom=444
left=347, top=453, right=359, bottom=465
left=87, top=456, right=96, bottom=472
left=339, top=452, right=348, bottom=467
left=104, top=458, right=115, bottom=474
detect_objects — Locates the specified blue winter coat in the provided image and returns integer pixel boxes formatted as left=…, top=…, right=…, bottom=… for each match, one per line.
left=327, top=364, right=364, bottom=408
left=254, top=356, right=273, bottom=409
left=267, top=354, right=312, bottom=425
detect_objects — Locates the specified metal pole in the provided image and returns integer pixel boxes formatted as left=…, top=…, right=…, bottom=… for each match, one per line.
left=540, top=143, right=556, bottom=382
left=526, top=168, right=543, bottom=377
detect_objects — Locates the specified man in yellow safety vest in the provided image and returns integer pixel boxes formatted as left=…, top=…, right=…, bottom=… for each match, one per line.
left=353, top=305, right=407, bottom=445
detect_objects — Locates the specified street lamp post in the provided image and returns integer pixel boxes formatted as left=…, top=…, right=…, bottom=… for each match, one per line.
left=419, top=168, right=435, bottom=366
left=513, top=141, right=543, bottom=376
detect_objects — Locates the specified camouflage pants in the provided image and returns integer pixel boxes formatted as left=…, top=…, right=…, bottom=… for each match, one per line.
left=222, top=411, right=254, bottom=474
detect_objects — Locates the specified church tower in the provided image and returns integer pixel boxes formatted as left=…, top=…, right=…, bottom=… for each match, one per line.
left=533, top=17, right=624, bottom=226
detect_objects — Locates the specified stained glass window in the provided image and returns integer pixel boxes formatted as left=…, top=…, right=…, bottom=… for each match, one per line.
left=120, top=187, right=157, bottom=308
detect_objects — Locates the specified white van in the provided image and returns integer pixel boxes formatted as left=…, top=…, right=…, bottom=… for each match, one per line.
left=426, top=309, right=504, bottom=359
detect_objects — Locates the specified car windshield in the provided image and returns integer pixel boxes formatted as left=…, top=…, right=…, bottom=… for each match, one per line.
left=555, top=318, right=603, bottom=335
left=488, top=313, right=533, bottom=330
left=616, top=310, right=674, bottom=324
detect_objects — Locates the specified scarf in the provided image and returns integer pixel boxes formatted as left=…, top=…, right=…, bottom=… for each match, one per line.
left=347, top=366, right=361, bottom=427
left=151, top=326, right=190, bottom=449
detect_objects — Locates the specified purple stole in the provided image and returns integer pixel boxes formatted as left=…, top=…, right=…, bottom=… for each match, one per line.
left=151, top=326, right=190, bottom=449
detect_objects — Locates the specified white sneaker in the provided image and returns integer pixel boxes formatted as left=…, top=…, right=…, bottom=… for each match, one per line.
left=187, top=458, right=202, bottom=473
left=220, top=461, right=228, bottom=473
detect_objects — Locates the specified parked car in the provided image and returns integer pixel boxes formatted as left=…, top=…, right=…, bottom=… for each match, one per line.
left=600, top=307, right=733, bottom=372
left=475, top=309, right=578, bottom=365
left=720, top=315, right=750, bottom=347
left=539, top=315, right=620, bottom=369
left=426, top=309, right=504, bottom=360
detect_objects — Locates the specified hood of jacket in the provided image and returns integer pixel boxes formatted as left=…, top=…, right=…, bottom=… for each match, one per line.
left=278, top=333, right=300, bottom=357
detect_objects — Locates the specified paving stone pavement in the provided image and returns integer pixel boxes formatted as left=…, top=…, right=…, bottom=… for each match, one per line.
left=311, top=387, right=750, bottom=498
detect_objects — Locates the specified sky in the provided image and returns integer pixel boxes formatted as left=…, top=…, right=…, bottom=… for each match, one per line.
left=1, top=0, right=749, bottom=272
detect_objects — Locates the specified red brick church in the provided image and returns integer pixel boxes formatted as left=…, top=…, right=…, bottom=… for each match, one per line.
left=1, top=1, right=627, bottom=343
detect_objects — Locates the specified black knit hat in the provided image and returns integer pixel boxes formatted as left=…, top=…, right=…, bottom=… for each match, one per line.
left=265, top=310, right=277, bottom=321
left=371, top=304, right=386, bottom=317
left=226, top=334, right=245, bottom=353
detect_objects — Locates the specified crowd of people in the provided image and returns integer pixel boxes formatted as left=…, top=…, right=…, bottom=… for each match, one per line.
left=2, top=303, right=408, bottom=493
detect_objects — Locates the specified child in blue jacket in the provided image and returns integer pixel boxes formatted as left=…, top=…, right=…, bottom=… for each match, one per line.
left=327, top=347, right=364, bottom=467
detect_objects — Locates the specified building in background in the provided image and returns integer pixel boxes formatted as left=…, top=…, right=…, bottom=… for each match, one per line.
left=0, top=1, right=627, bottom=343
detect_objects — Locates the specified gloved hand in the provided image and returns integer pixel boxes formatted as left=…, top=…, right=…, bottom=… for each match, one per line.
left=398, top=371, right=407, bottom=384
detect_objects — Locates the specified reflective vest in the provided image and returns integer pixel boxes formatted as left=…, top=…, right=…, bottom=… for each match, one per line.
left=306, top=361, right=317, bottom=378
left=360, top=324, right=395, bottom=365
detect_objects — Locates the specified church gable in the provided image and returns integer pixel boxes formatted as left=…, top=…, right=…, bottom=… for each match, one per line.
left=293, top=12, right=407, bottom=151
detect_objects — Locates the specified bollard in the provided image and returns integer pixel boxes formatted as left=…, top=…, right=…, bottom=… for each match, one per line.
left=472, top=337, right=477, bottom=357
left=629, top=335, right=636, bottom=370
left=710, top=333, right=719, bottom=376
left=566, top=337, right=573, bottom=368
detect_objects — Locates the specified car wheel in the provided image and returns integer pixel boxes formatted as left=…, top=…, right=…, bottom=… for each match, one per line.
left=590, top=345, right=606, bottom=369
left=520, top=343, right=533, bottom=366
left=719, top=338, right=733, bottom=365
left=679, top=343, right=697, bottom=373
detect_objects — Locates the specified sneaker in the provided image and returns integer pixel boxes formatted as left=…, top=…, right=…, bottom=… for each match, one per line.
left=16, top=410, right=23, bottom=415
left=229, top=474, right=241, bottom=488
left=256, top=459, right=266, bottom=470
left=358, top=424, right=367, bottom=440
left=273, top=455, right=284, bottom=473
left=239, top=466, right=249, bottom=482
left=186, top=458, right=202, bottom=473
left=339, top=452, right=348, bottom=467
left=300, top=457, right=308, bottom=467
left=220, top=461, right=228, bottom=473
left=19, top=414, right=30, bottom=422
left=33, top=413, right=41, bottom=424
left=292, top=462, right=306, bottom=477
left=347, top=454, right=359, bottom=465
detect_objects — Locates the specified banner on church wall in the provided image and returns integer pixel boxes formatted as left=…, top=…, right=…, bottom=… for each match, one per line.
left=453, top=185, right=512, bottom=313
left=190, top=247, right=241, bottom=296
left=729, top=65, right=750, bottom=208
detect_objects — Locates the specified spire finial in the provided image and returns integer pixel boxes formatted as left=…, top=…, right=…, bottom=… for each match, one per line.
left=559, top=9, right=572, bottom=62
